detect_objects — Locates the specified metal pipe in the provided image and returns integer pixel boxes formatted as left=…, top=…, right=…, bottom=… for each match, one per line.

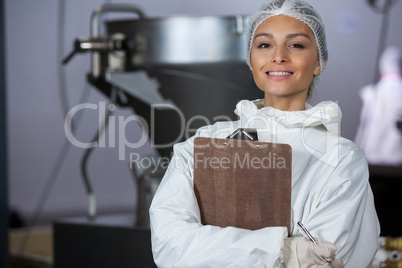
left=90, top=4, right=146, bottom=78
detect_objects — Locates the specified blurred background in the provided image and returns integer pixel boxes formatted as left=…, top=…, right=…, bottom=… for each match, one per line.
left=2, top=0, right=402, bottom=267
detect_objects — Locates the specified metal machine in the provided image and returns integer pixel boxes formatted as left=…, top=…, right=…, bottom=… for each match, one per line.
left=64, top=4, right=262, bottom=224
left=64, top=4, right=261, bottom=156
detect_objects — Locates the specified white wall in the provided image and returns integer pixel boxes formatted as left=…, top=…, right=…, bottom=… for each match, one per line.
left=6, top=0, right=402, bottom=224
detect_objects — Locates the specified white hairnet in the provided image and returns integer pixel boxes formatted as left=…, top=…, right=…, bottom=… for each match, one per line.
left=246, top=0, right=328, bottom=74
left=379, top=46, right=402, bottom=75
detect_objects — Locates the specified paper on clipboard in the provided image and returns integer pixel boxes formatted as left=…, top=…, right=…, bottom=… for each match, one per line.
left=193, top=137, right=292, bottom=232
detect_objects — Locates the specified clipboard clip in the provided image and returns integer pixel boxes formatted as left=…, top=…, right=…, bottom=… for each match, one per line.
left=226, top=128, right=258, bottom=141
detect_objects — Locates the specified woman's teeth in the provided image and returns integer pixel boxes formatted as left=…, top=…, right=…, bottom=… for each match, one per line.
left=268, top=72, right=292, bottom=76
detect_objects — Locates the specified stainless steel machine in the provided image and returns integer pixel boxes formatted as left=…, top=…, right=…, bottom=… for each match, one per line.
left=63, top=4, right=262, bottom=225
left=58, top=5, right=262, bottom=266
left=64, top=4, right=262, bottom=158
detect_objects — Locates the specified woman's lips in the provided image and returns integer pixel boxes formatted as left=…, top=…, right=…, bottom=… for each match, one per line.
left=265, top=71, right=294, bottom=81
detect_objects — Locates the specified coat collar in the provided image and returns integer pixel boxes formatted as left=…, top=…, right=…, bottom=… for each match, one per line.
left=234, top=99, right=342, bottom=135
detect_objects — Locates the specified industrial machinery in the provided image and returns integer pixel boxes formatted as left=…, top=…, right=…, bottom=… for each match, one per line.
left=63, top=4, right=262, bottom=224
left=58, top=5, right=262, bottom=266
left=64, top=4, right=262, bottom=158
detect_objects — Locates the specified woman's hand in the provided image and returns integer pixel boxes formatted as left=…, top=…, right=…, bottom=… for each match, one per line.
left=282, top=236, right=344, bottom=267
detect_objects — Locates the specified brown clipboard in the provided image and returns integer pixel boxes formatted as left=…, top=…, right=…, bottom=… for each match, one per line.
left=193, top=137, right=292, bottom=232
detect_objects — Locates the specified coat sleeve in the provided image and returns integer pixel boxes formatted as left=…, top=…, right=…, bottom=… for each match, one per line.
left=149, top=128, right=288, bottom=268
left=297, top=144, right=380, bottom=268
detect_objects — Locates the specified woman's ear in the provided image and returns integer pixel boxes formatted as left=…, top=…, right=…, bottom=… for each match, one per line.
left=314, top=60, right=326, bottom=76
left=313, top=62, right=321, bottom=76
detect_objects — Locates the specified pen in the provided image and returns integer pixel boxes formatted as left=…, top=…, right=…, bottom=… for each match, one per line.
left=297, top=221, right=336, bottom=268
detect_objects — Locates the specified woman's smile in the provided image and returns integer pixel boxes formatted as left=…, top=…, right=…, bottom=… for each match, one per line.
left=265, top=69, right=294, bottom=80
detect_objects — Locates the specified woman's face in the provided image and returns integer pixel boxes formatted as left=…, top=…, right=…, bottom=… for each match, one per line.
left=250, top=15, right=321, bottom=103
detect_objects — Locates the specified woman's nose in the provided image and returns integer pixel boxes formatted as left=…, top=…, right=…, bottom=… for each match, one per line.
left=272, top=47, right=287, bottom=63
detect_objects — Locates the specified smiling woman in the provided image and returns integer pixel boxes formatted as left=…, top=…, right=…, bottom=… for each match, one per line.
left=150, top=1, right=380, bottom=267
left=251, top=15, right=321, bottom=111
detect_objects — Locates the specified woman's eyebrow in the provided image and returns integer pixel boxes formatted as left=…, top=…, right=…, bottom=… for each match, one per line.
left=254, top=32, right=312, bottom=41
left=254, top=33, right=274, bottom=40
left=286, top=33, right=312, bottom=40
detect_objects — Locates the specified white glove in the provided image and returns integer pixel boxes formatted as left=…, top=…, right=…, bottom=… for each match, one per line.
left=282, top=236, right=344, bottom=267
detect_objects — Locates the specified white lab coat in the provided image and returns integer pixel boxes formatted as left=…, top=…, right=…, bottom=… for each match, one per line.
left=355, top=73, right=402, bottom=165
left=150, top=100, right=380, bottom=268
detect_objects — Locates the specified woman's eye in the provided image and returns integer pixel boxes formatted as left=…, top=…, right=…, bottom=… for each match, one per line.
left=257, top=43, right=271, bottom=48
left=290, top=43, right=305, bottom=49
